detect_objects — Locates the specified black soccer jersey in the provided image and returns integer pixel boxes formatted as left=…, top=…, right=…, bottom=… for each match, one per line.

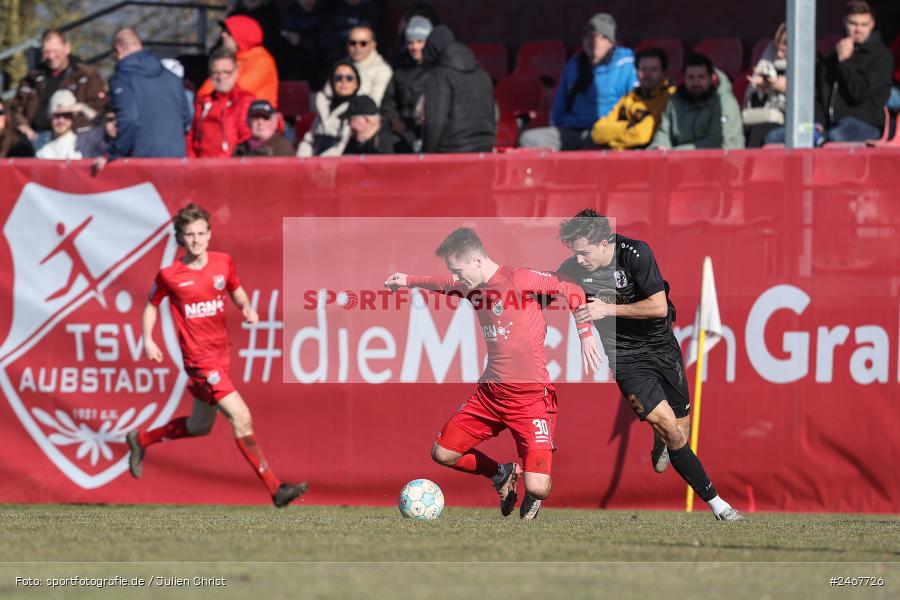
left=558, top=234, right=678, bottom=365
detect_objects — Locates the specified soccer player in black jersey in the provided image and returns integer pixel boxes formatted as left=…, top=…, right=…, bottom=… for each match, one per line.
left=557, top=209, right=744, bottom=521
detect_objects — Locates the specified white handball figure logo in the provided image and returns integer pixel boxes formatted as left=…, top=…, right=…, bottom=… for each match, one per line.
left=0, top=182, right=188, bottom=489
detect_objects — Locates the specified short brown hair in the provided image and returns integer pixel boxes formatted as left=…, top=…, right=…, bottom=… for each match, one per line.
left=845, top=0, right=872, bottom=16
left=435, top=228, right=486, bottom=260
left=559, top=208, right=612, bottom=248
left=208, top=47, right=236, bottom=67
left=173, top=204, right=211, bottom=245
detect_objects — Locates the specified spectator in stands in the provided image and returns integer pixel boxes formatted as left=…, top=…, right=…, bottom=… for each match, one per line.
left=198, top=16, right=279, bottom=107
left=279, top=0, right=328, bottom=88
left=520, top=13, right=637, bottom=151
left=10, top=29, right=107, bottom=151
left=162, top=58, right=196, bottom=124
left=188, top=49, right=255, bottom=158
left=76, top=110, right=117, bottom=158
left=235, top=99, right=295, bottom=156
left=650, top=53, right=745, bottom=150
left=342, top=25, right=393, bottom=106
left=228, top=0, right=292, bottom=79
left=297, top=60, right=359, bottom=157
left=343, top=95, right=401, bottom=154
left=815, top=0, right=892, bottom=142
left=36, top=90, right=83, bottom=159
left=421, top=25, right=495, bottom=153
left=591, top=48, right=675, bottom=149
left=93, top=28, right=192, bottom=172
left=381, top=15, right=432, bottom=152
left=0, top=99, right=35, bottom=157
left=743, top=23, right=788, bottom=147
left=322, top=0, right=385, bottom=64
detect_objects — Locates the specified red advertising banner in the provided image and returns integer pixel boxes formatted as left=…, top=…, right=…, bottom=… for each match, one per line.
left=0, top=150, right=898, bottom=513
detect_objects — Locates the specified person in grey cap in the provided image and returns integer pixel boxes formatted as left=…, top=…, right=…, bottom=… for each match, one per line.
left=520, top=12, right=637, bottom=151
left=381, top=15, right=433, bottom=152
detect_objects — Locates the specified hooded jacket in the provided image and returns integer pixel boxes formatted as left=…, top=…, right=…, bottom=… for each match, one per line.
left=551, top=47, right=638, bottom=130
left=381, top=51, right=430, bottom=151
left=651, top=69, right=745, bottom=150
left=198, top=16, right=279, bottom=106
left=107, top=49, right=192, bottom=159
left=815, top=31, right=893, bottom=130
left=421, top=25, right=495, bottom=153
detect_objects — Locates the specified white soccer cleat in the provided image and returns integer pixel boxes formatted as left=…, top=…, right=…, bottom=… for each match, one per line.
left=714, top=507, right=746, bottom=522
left=519, top=495, right=542, bottom=522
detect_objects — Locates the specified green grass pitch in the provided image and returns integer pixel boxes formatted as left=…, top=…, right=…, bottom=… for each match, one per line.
left=1, top=505, right=898, bottom=599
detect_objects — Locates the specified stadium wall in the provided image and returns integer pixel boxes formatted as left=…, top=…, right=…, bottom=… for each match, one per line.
left=0, top=149, right=898, bottom=513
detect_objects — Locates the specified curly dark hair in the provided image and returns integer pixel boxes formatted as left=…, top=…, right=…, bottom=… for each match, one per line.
left=558, top=208, right=612, bottom=248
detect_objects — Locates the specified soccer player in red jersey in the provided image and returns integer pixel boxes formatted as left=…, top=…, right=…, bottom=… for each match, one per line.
left=385, top=228, right=602, bottom=520
left=126, top=204, right=307, bottom=507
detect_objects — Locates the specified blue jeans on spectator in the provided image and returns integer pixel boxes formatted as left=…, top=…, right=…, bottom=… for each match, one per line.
left=887, top=86, right=900, bottom=112
left=763, top=116, right=877, bottom=145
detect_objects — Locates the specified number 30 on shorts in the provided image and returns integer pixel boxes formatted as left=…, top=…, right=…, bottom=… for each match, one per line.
left=532, top=419, right=550, bottom=443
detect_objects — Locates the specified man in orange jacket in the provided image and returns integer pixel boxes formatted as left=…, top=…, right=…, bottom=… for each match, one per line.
left=197, top=15, right=278, bottom=107
left=188, top=49, right=255, bottom=157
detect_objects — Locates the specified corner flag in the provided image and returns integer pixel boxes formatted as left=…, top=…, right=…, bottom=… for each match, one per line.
left=686, top=256, right=722, bottom=512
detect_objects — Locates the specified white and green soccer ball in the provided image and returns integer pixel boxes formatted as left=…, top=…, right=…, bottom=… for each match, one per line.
left=398, top=479, right=444, bottom=520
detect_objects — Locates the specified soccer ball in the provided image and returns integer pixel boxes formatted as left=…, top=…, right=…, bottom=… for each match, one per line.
left=398, top=479, right=444, bottom=520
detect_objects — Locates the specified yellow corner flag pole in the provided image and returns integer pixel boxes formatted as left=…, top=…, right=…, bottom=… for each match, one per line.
left=686, top=256, right=720, bottom=513
left=685, top=327, right=706, bottom=512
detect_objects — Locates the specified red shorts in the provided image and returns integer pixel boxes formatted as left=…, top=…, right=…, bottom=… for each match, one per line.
left=437, top=385, right=558, bottom=460
left=186, top=366, right=236, bottom=405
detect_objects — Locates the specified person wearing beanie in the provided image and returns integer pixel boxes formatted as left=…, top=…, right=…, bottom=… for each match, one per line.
left=421, top=24, right=495, bottom=153
left=520, top=13, right=638, bottom=151
left=381, top=15, right=433, bottom=152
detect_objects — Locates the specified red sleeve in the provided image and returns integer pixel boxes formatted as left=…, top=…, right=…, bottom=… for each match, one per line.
left=226, top=255, right=241, bottom=292
left=510, top=268, right=593, bottom=339
left=236, top=94, right=253, bottom=144
left=406, top=274, right=459, bottom=293
left=148, top=272, right=169, bottom=306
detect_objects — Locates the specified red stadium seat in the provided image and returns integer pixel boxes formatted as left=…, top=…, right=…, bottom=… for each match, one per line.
left=732, top=68, right=752, bottom=105
left=750, top=37, right=770, bottom=68
left=469, top=42, right=508, bottom=83
left=891, top=36, right=900, bottom=82
left=294, top=111, right=317, bottom=141
left=633, top=38, right=685, bottom=76
left=495, top=71, right=544, bottom=118
left=278, top=80, right=311, bottom=122
left=693, top=37, right=744, bottom=80
left=816, top=33, right=843, bottom=57
left=515, top=40, right=566, bottom=86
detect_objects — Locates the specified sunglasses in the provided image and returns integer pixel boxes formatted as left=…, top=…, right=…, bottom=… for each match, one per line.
left=51, top=112, right=74, bottom=120
left=347, top=39, right=370, bottom=47
left=104, top=115, right=116, bottom=123
left=333, top=74, right=356, bottom=82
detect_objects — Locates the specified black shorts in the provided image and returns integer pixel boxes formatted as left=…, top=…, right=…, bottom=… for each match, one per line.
left=614, top=350, right=690, bottom=421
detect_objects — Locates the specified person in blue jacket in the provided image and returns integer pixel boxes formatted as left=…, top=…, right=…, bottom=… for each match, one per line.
left=520, top=13, right=637, bottom=151
left=93, top=28, right=191, bottom=173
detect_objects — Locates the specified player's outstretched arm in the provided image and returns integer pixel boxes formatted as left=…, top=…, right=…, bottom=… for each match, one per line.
left=230, top=286, right=259, bottom=324
left=575, top=290, right=668, bottom=322
left=142, top=303, right=164, bottom=363
left=384, top=272, right=409, bottom=291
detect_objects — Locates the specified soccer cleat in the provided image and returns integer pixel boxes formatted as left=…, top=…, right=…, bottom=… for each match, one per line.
left=494, top=463, right=521, bottom=517
left=651, top=434, right=669, bottom=474
left=519, top=494, right=542, bottom=521
left=126, top=430, right=144, bottom=479
left=273, top=481, right=308, bottom=508
left=714, top=507, right=746, bottom=522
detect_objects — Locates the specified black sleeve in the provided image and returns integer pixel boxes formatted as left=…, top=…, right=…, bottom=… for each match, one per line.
left=422, top=71, right=449, bottom=153
left=626, top=242, right=665, bottom=299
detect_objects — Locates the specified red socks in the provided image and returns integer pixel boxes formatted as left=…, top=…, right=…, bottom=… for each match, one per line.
left=450, top=449, right=500, bottom=478
left=236, top=435, right=282, bottom=496
left=137, top=417, right=191, bottom=447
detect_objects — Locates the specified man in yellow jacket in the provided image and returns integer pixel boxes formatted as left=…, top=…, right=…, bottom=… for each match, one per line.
left=591, top=48, right=674, bottom=149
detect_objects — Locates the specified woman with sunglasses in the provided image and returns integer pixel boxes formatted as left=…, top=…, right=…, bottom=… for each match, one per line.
left=297, top=60, right=360, bottom=157
left=35, top=89, right=89, bottom=160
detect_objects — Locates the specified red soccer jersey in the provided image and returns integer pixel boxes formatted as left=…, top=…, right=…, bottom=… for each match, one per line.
left=149, top=251, right=241, bottom=368
left=408, top=265, right=591, bottom=400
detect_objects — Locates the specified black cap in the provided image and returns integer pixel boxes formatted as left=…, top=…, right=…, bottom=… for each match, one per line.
left=342, top=95, right=379, bottom=119
left=248, top=99, right=276, bottom=120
